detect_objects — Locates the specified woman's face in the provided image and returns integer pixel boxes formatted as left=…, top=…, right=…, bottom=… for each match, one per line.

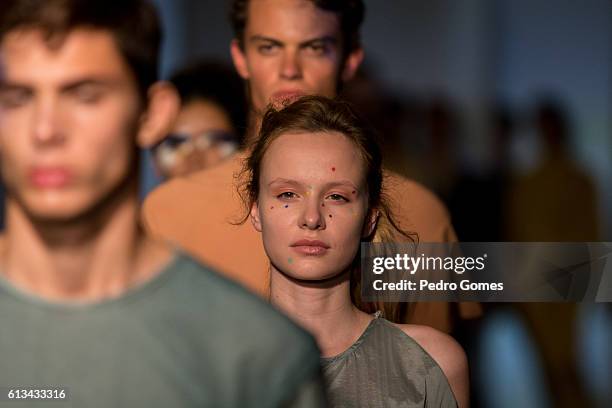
left=252, top=131, right=374, bottom=281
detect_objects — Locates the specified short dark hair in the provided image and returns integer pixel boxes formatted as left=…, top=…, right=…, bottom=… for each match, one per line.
left=0, top=0, right=161, bottom=100
left=169, top=60, right=247, bottom=140
left=230, top=0, right=365, bottom=54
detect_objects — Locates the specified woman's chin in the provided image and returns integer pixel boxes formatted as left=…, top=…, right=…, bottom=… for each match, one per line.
left=274, top=262, right=349, bottom=285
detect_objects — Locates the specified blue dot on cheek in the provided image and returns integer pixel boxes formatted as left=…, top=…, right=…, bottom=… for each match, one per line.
left=284, top=204, right=289, bottom=208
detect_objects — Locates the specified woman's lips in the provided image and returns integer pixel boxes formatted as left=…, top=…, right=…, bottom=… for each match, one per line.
left=290, top=239, right=330, bottom=256
left=29, top=167, right=73, bottom=188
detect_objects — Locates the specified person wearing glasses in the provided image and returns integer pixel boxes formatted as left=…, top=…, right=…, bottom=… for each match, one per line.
left=153, top=60, right=246, bottom=178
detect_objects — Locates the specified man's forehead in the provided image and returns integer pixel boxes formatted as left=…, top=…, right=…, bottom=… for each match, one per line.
left=0, top=28, right=129, bottom=82
left=245, top=0, right=341, bottom=42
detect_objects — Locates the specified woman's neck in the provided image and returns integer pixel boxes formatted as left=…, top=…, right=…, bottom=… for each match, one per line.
left=270, top=267, right=373, bottom=357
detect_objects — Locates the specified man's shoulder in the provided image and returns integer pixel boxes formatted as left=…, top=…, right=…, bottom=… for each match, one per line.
left=142, top=153, right=246, bottom=240
left=161, top=254, right=322, bottom=400
left=161, top=253, right=317, bottom=349
left=382, top=169, right=456, bottom=242
left=383, top=169, right=447, bottom=215
left=141, top=153, right=269, bottom=295
left=144, top=155, right=241, bottom=219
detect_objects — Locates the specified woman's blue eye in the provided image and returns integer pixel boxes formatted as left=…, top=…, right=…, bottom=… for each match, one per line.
left=278, top=192, right=298, bottom=199
left=327, top=194, right=348, bottom=201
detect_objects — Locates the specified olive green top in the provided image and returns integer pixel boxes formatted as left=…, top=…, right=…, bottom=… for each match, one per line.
left=0, top=253, right=326, bottom=408
left=321, top=313, right=457, bottom=407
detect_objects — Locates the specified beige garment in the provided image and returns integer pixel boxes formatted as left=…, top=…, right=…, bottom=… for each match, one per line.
left=142, top=151, right=481, bottom=332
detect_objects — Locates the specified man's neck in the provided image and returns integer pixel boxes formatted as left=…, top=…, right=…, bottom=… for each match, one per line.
left=0, top=184, right=170, bottom=302
left=243, top=110, right=263, bottom=147
left=270, top=267, right=372, bottom=358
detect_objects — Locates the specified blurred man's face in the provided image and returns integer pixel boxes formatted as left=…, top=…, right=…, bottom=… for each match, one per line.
left=0, top=28, right=142, bottom=222
left=231, top=0, right=363, bottom=114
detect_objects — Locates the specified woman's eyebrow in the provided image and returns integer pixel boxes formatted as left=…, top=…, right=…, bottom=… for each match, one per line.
left=267, top=179, right=359, bottom=191
left=324, top=180, right=359, bottom=190
left=267, top=178, right=302, bottom=187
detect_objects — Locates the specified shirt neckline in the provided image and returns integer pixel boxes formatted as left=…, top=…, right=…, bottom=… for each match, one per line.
left=320, top=311, right=383, bottom=364
left=0, top=252, right=182, bottom=312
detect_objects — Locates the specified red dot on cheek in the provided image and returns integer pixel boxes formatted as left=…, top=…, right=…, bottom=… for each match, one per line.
left=331, top=167, right=336, bottom=172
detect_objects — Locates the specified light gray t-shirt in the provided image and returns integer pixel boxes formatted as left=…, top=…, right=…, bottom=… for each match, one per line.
left=0, top=254, right=326, bottom=408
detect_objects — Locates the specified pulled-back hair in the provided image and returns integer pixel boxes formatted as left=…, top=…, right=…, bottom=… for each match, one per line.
left=0, top=0, right=161, bottom=100
left=230, top=0, right=365, bottom=55
left=240, top=95, right=416, bottom=322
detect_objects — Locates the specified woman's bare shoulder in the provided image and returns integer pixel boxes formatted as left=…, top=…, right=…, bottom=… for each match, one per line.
left=395, top=323, right=469, bottom=407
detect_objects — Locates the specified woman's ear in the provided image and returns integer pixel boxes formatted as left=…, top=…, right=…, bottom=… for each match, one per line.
left=136, top=81, right=181, bottom=148
left=362, top=208, right=380, bottom=238
left=250, top=201, right=263, bottom=232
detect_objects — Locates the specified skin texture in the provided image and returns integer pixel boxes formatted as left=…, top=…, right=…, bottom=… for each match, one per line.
left=251, top=130, right=469, bottom=407
left=0, top=28, right=178, bottom=301
left=231, top=0, right=363, bottom=117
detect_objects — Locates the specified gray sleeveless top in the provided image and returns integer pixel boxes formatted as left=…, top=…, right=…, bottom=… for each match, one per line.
left=321, top=314, right=458, bottom=407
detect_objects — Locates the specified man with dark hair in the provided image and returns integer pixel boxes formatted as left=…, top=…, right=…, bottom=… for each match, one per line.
left=228, top=0, right=364, bottom=116
left=0, top=0, right=162, bottom=100
left=0, top=1, right=326, bottom=406
left=143, top=0, right=481, bottom=332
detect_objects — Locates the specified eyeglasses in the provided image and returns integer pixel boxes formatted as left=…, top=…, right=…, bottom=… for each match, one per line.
left=153, top=130, right=239, bottom=151
left=152, top=130, right=240, bottom=176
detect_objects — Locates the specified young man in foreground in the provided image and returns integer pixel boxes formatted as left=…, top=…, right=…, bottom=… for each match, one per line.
left=0, top=1, right=326, bottom=406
